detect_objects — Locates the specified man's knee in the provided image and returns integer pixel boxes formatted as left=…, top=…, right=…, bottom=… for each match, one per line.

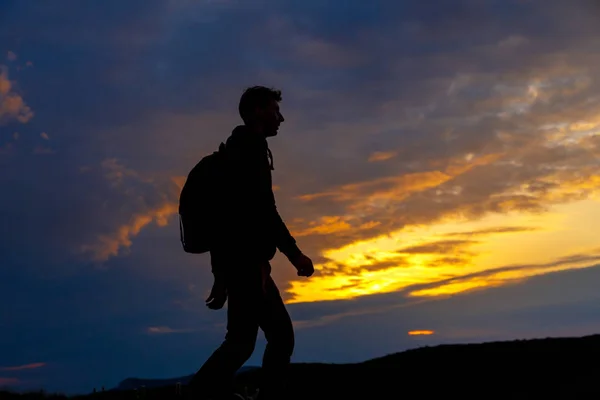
left=270, top=326, right=295, bottom=357
left=281, top=333, right=294, bottom=358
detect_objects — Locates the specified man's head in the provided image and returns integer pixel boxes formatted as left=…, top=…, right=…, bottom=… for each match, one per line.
left=238, top=86, right=285, bottom=137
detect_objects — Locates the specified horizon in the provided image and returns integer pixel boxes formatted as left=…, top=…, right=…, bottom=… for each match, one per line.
left=4, top=332, right=600, bottom=395
left=3, top=0, right=600, bottom=394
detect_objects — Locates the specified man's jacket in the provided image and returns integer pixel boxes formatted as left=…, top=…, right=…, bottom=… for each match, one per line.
left=210, top=125, right=301, bottom=278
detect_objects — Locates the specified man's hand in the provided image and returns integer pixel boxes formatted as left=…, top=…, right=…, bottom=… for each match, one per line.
left=206, top=279, right=227, bottom=310
left=291, top=253, right=314, bottom=277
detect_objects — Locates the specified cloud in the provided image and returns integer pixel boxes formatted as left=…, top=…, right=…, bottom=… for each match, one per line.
left=33, top=146, right=54, bottom=155
left=5, top=0, right=600, bottom=286
left=290, top=216, right=380, bottom=237
left=81, top=201, right=178, bottom=262
left=0, top=377, right=19, bottom=386
left=77, top=158, right=184, bottom=263
left=0, top=149, right=184, bottom=271
left=146, top=326, right=193, bottom=335
left=33, top=132, right=53, bottom=153
left=292, top=36, right=361, bottom=68
left=368, top=151, right=397, bottom=162
left=0, top=66, right=33, bottom=125
left=1, top=363, right=45, bottom=372
left=6, top=51, right=17, bottom=61
left=289, top=152, right=504, bottom=249
left=408, top=330, right=434, bottom=336
left=441, top=226, right=541, bottom=237
left=404, top=252, right=600, bottom=298
left=287, top=211, right=600, bottom=303
left=288, top=258, right=600, bottom=334
left=397, top=239, right=479, bottom=256
left=293, top=263, right=600, bottom=359
left=270, top=13, right=600, bottom=300
left=290, top=296, right=421, bottom=330
left=0, top=142, right=14, bottom=155
left=100, top=158, right=144, bottom=186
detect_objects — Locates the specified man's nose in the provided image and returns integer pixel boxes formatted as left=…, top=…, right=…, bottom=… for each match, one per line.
left=279, top=113, right=285, bottom=122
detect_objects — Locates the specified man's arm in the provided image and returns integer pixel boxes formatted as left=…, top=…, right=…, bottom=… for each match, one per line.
left=271, top=200, right=314, bottom=277
left=209, top=251, right=227, bottom=281
left=271, top=199, right=302, bottom=260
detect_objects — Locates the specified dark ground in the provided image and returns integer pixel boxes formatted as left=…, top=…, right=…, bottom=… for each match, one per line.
left=3, top=334, right=600, bottom=399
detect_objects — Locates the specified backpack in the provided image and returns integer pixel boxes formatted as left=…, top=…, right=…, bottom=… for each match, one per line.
left=178, top=142, right=227, bottom=254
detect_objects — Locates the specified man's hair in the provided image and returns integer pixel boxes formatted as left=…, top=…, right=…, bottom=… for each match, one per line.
left=238, top=86, right=282, bottom=123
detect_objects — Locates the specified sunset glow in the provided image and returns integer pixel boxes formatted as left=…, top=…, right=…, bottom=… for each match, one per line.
left=4, top=1, right=600, bottom=393
left=287, top=197, right=600, bottom=303
left=408, top=330, right=435, bottom=336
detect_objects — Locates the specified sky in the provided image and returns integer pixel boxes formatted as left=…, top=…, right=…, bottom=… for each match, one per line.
left=2, top=0, right=600, bottom=394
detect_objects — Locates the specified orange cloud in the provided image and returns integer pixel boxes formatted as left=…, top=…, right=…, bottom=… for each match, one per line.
left=81, top=200, right=178, bottom=262
left=0, top=67, right=33, bottom=125
left=408, top=330, right=434, bottom=336
left=290, top=216, right=382, bottom=239
left=1, top=362, right=45, bottom=371
left=285, top=192, right=600, bottom=304
left=297, top=170, right=451, bottom=203
left=443, top=153, right=504, bottom=176
left=291, top=216, right=351, bottom=237
left=80, top=159, right=184, bottom=262
left=171, top=175, right=186, bottom=190
left=297, top=153, right=503, bottom=208
left=101, top=158, right=143, bottom=186
left=368, top=151, right=397, bottom=162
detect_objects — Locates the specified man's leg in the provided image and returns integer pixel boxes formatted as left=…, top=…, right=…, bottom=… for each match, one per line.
left=257, top=275, right=295, bottom=400
left=189, top=277, right=263, bottom=399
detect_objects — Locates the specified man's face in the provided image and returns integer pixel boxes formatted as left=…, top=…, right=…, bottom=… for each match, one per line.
left=256, top=99, right=284, bottom=137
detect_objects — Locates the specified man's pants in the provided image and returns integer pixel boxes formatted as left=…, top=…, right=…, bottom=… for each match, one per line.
left=189, top=263, right=295, bottom=399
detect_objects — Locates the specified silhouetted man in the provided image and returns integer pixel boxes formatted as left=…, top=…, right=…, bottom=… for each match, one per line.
left=189, top=86, right=315, bottom=400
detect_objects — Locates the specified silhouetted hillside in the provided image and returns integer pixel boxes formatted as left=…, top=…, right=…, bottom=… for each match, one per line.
left=109, top=334, right=600, bottom=399
left=112, top=366, right=259, bottom=391
left=4, top=334, right=600, bottom=399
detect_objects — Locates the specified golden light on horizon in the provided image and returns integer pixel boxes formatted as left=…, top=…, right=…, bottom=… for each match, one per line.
left=408, top=330, right=435, bottom=336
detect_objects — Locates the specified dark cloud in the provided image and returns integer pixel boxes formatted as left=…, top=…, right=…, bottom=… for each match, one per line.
left=0, top=246, right=221, bottom=393
left=441, top=226, right=541, bottom=237
left=397, top=239, right=479, bottom=255
left=402, top=252, right=600, bottom=297
left=0, top=152, right=178, bottom=274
